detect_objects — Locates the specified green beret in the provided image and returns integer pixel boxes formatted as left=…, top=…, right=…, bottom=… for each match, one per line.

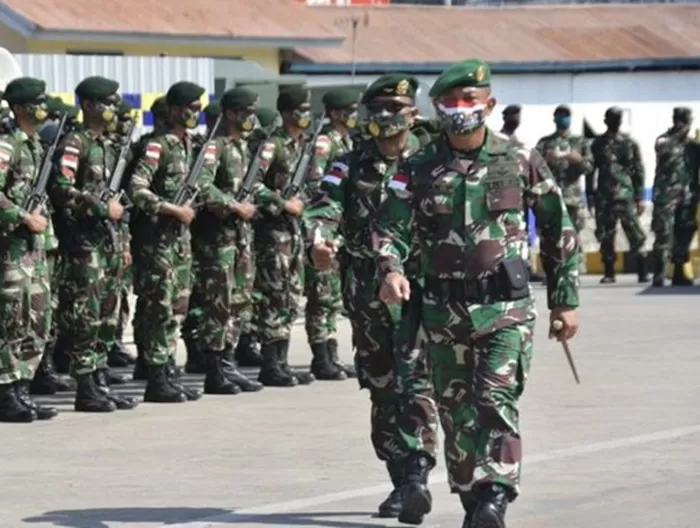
left=117, top=99, right=133, bottom=116
left=361, top=74, right=418, bottom=104
left=166, top=81, right=205, bottom=107
left=46, top=96, right=65, bottom=115
left=277, top=85, right=310, bottom=112
left=322, top=88, right=358, bottom=110
left=63, top=104, right=79, bottom=119
left=75, top=76, right=119, bottom=101
left=203, top=101, right=221, bottom=118
left=3, top=77, right=46, bottom=105
left=429, top=59, right=491, bottom=98
left=150, top=96, right=168, bottom=118
left=255, top=107, right=278, bottom=128
left=220, top=87, right=258, bottom=111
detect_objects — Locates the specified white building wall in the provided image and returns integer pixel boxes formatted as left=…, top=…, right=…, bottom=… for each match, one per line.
left=307, top=70, right=700, bottom=197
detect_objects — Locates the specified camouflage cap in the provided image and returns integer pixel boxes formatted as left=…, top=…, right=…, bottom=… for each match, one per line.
left=150, top=96, right=168, bottom=118
left=255, top=107, right=278, bottom=128
left=3, top=77, right=46, bottom=105
left=322, top=87, right=359, bottom=110
left=277, top=85, right=311, bottom=112
left=361, top=74, right=418, bottom=104
left=429, top=59, right=491, bottom=98
left=220, top=87, right=258, bottom=110
left=203, top=101, right=221, bottom=118
left=166, top=81, right=205, bottom=107
left=63, top=104, right=79, bottom=119
left=75, top=76, right=119, bottom=101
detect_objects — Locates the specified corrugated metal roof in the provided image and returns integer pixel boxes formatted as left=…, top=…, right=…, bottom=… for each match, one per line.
left=292, top=4, right=700, bottom=64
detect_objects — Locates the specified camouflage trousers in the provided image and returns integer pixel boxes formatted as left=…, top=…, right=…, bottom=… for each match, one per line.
left=566, top=203, right=587, bottom=273
left=117, top=266, right=132, bottom=341
left=345, top=260, right=438, bottom=463
left=185, top=230, right=255, bottom=352
left=651, top=194, right=697, bottom=270
left=595, top=199, right=646, bottom=264
left=46, top=250, right=61, bottom=341
left=133, top=236, right=192, bottom=365
left=253, top=226, right=304, bottom=344
left=304, top=264, right=343, bottom=345
left=0, top=247, right=51, bottom=384
left=57, top=245, right=124, bottom=376
left=422, top=287, right=535, bottom=498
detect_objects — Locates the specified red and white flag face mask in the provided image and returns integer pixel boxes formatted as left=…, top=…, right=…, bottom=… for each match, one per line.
left=434, top=99, right=487, bottom=135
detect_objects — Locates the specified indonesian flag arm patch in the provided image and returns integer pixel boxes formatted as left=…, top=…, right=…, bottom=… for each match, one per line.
left=387, top=173, right=409, bottom=191
left=322, top=161, right=349, bottom=186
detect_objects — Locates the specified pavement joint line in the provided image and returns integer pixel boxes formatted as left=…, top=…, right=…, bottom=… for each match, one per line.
left=168, top=423, right=700, bottom=527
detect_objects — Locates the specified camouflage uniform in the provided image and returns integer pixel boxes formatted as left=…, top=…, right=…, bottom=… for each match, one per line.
left=372, top=61, right=579, bottom=526
left=589, top=127, right=647, bottom=280
left=651, top=112, right=698, bottom=285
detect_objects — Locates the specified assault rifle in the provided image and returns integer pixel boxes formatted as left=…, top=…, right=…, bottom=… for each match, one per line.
left=281, top=113, right=326, bottom=200
left=236, top=129, right=274, bottom=203
left=22, top=113, right=67, bottom=250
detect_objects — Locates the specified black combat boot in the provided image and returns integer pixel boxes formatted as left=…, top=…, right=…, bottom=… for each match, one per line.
left=52, top=334, right=71, bottom=374
left=30, top=343, right=77, bottom=395
left=74, top=372, right=117, bottom=412
left=0, top=382, right=36, bottom=422
left=132, top=346, right=149, bottom=381
left=184, top=337, right=207, bottom=374
left=310, top=342, right=347, bottom=381
left=106, top=368, right=128, bottom=385
left=672, top=262, right=694, bottom=286
left=222, top=344, right=264, bottom=392
left=279, top=340, right=315, bottom=385
left=636, top=253, right=649, bottom=283
left=258, top=341, right=297, bottom=387
left=203, top=351, right=242, bottom=395
left=377, top=459, right=405, bottom=518
left=469, top=484, right=510, bottom=528
left=143, top=364, right=188, bottom=403
left=93, top=369, right=138, bottom=410
left=459, top=492, right=478, bottom=528
left=600, top=260, right=616, bottom=284
left=167, top=358, right=202, bottom=401
left=14, top=380, right=58, bottom=420
left=398, top=452, right=434, bottom=525
left=327, top=338, right=356, bottom=378
left=234, top=332, right=263, bottom=367
left=107, top=341, right=135, bottom=368
left=651, top=250, right=666, bottom=287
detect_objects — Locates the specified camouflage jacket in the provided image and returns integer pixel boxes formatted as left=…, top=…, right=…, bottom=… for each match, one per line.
left=652, top=128, right=696, bottom=204
left=52, top=128, right=126, bottom=251
left=499, top=129, right=524, bottom=149
left=372, top=129, right=579, bottom=335
left=0, top=128, right=48, bottom=253
left=535, top=131, right=593, bottom=207
left=303, top=133, right=422, bottom=264
left=307, top=125, right=353, bottom=195
left=589, top=131, right=645, bottom=203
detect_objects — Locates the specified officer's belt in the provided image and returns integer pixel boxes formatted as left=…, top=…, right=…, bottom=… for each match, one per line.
left=424, top=275, right=507, bottom=304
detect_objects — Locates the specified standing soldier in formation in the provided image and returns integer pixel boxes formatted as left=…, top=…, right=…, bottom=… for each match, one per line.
left=186, top=87, right=265, bottom=394
left=304, top=87, right=359, bottom=380
left=650, top=107, right=697, bottom=287
left=307, top=74, right=438, bottom=525
left=0, top=77, right=56, bottom=422
left=51, top=76, right=136, bottom=413
left=536, top=105, right=594, bottom=273
left=252, top=85, right=313, bottom=387
left=129, top=81, right=212, bottom=404
left=373, top=59, right=580, bottom=528
left=499, top=104, right=523, bottom=147
left=589, top=107, right=648, bottom=284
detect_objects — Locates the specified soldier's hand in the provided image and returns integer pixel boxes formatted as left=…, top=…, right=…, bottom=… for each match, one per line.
left=545, top=150, right=559, bottom=164
left=284, top=197, right=304, bottom=217
left=232, top=202, right=257, bottom=221
left=566, top=151, right=583, bottom=164
left=123, top=251, right=132, bottom=267
left=587, top=204, right=595, bottom=216
left=23, top=211, right=48, bottom=234
left=177, top=205, right=196, bottom=226
left=107, top=200, right=124, bottom=221
left=380, top=272, right=411, bottom=305
left=549, top=308, right=579, bottom=341
left=636, top=200, right=646, bottom=216
left=311, top=240, right=336, bottom=270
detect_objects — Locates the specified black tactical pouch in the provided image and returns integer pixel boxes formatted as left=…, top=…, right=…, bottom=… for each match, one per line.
left=497, top=258, right=530, bottom=301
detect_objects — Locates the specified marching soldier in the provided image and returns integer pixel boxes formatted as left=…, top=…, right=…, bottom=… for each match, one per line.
left=307, top=74, right=438, bottom=524
left=500, top=104, right=523, bottom=146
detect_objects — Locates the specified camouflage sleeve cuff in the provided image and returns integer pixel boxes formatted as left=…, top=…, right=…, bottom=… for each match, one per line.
left=376, top=257, right=404, bottom=281
left=0, top=205, right=28, bottom=228
left=548, top=277, right=580, bottom=310
left=261, top=195, right=286, bottom=216
left=89, top=200, right=109, bottom=219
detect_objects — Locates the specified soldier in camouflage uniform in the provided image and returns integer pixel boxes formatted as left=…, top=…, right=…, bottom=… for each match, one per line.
left=0, top=77, right=57, bottom=422
left=588, top=107, right=648, bottom=284
left=536, top=105, right=594, bottom=274
left=51, top=76, right=137, bottom=413
left=307, top=74, right=438, bottom=524
left=650, top=107, right=697, bottom=287
left=499, top=104, right=523, bottom=147
left=187, top=87, right=267, bottom=394
left=129, top=81, right=212, bottom=403
left=373, top=60, right=580, bottom=528
left=304, top=87, right=360, bottom=381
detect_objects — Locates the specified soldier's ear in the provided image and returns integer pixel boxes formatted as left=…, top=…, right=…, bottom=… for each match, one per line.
left=484, top=96, right=497, bottom=117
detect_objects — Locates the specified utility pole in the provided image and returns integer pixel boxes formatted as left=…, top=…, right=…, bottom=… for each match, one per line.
left=335, top=12, right=370, bottom=84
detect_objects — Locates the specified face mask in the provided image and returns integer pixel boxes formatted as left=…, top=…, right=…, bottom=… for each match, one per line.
left=555, top=116, right=571, bottom=129
left=27, top=102, right=48, bottom=125
left=95, top=102, right=115, bottom=123
left=367, top=109, right=411, bottom=139
left=182, top=108, right=200, bottom=129
left=343, top=110, right=359, bottom=129
left=293, top=109, right=312, bottom=129
left=435, top=100, right=486, bottom=136
left=106, top=118, right=117, bottom=133
left=237, top=114, right=256, bottom=132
